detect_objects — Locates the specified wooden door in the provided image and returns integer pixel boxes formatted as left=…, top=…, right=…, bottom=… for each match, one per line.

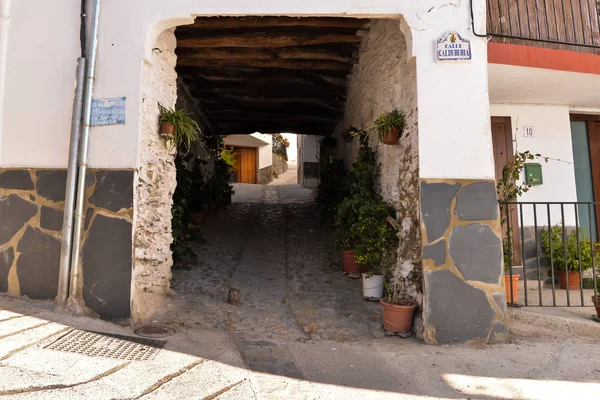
left=589, top=121, right=600, bottom=237
left=235, top=147, right=257, bottom=184
left=491, top=117, right=522, bottom=266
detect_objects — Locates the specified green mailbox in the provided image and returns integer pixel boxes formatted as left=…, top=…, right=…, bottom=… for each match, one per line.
left=524, top=163, right=543, bottom=185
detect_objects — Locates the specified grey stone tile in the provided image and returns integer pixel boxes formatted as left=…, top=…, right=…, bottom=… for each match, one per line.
left=420, top=182, right=461, bottom=242
left=88, top=170, right=134, bottom=213
left=0, top=247, right=14, bottom=293
left=16, top=227, right=60, bottom=300
left=0, top=194, right=38, bottom=246
left=454, top=181, right=498, bottom=221
left=425, top=269, right=496, bottom=344
left=0, top=170, right=34, bottom=190
left=40, top=206, right=64, bottom=232
left=36, top=170, right=67, bottom=202
left=423, top=240, right=446, bottom=266
left=449, top=224, right=502, bottom=284
left=82, top=214, right=132, bottom=320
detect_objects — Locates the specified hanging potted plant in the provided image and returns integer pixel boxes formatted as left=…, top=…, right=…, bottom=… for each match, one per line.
left=158, top=103, right=201, bottom=151
left=351, top=198, right=398, bottom=299
left=540, top=225, right=598, bottom=290
left=372, top=109, right=406, bottom=145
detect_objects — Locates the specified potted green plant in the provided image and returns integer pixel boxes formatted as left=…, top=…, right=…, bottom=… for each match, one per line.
left=503, top=236, right=520, bottom=303
left=335, top=195, right=362, bottom=275
left=540, top=225, right=599, bottom=290
left=351, top=198, right=398, bottom=299
left=158, top=103, right=201, bottom=150
left=381, top=280, right=417, bottom=333
left=372, top=109, right=406, bottom=145
left=334, top=143, right=378, bottom=276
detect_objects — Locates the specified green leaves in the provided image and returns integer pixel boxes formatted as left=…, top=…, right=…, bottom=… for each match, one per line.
left=158, top=103, right=201, bottom=151
left=372, top=109, right=406, bottom=142
left=540, top=224, right=600, bottom=272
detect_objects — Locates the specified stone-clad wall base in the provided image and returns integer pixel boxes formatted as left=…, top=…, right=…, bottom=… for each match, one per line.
left=258, top=165, right=273, bottom=184
left=0, top=168, right=133, bottom=321
left=421, top=179, right=509, bottom=345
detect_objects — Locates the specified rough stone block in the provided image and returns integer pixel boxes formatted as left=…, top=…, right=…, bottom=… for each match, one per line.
left=0, top=170, right=34, bottom=190
left=0, top=194, right=38, bottom=246
left=425, top=269, right=497, bottom=344
left=492, top=292, right=507, bottom=318
left=40, top=206, right=64, bottom=232
left=420, top=182, right=460, bottom=242
left=82, top=214, right=132, bottom=320
left=88, top=170, right=134, bottom=213
left=0, top=247, right=14, bottom=293
left=258, top=166, right=273, bottom=185
left=422, top=240, right=446, bottom=266
left=16, top=227, right=60, bottom=300
left=454, top=181, right=498, bottom=221
left=488, top=321, right=510, bottom=344
left=36, top=170, right=67, bottom=202
left=449, top=224, right=503, bottom=284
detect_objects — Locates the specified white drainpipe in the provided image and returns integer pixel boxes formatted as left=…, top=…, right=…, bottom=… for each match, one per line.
left=68, top=0, right=101, bottom=310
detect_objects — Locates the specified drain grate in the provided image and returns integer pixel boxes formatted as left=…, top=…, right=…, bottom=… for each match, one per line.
left=44, top=329, right=166, bottom=361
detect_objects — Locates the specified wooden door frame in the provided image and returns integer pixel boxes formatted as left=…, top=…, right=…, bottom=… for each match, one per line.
left=570, top=114, right=600, bottom=239
left=491, top=116, right=522, bottom=266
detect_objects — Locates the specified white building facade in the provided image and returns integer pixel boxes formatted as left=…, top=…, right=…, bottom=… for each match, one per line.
left=0, top=0, right=520, bottom=345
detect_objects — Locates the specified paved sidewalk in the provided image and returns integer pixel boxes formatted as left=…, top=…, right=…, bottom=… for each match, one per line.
left=1, top=295, right=600, bottom=399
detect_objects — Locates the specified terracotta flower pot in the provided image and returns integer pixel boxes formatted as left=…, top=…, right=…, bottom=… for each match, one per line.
left=380, top=299, right=417, bottom=333
left=504, top=274, right=520, bottom=303
left=558, top=271, right=581, bottom=290
left=160, top=121, right=175, bottom=139
left=341, top=250, right=362, bottom=274
left=381, top=127, right=400, bottom=145
left=190, top=211, right=209, bottom=228
left=591, top=296, right=600, bottom=317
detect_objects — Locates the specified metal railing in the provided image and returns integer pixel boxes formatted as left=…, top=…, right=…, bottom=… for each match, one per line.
left=500, top=201, right=600, bottom=307
left=486, top=0, right=600, bottom=49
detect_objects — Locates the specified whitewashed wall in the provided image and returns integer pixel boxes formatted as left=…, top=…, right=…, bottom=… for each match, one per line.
left=491, top=104, right=578, bottom=226
left=0, top=0, right=80, bottom=167
left=281, top=133, right=298, bottom=162
left=0, top=0, right=490, bottom=175
left=258, top=135, right=273, bottom=169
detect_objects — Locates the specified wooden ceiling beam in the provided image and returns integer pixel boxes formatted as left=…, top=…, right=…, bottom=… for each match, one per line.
left=179, top=16, right=370, bottom=30
left=176, top=66, right=350, bottom=85
left=177, top=58, right=353, bottom=71
left=177, top=33, right=362, bottom=48
left=175, top=47, right=358, bottom=64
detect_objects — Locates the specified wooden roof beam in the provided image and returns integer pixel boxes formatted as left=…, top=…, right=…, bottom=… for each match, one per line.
left=177, top=33, right=362, bottom=48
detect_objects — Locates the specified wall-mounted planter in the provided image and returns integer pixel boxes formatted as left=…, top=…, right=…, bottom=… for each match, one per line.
left=160, top=122, right=175, bottom=140
left=381, top=127, right=401, bottom=145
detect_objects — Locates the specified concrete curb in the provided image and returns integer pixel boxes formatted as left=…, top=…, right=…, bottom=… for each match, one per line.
left=509, top=308, right=600, bottom=340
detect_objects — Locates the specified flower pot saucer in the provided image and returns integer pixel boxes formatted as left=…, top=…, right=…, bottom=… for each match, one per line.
left=363, top=296, right=382, bottom=302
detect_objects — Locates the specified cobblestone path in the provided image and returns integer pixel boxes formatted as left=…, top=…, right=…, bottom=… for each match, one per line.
left=157, top=202, right=382, bottom=343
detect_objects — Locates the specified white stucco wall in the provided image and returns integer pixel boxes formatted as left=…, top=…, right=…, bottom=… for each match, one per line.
left=281, top=133, right=298, bottom=162
left=258, top=135, right=273, bottom=169
left=300, top=135, right=320, bottom=163
left=491, top=104, right=578, bottom=226
left=0, top=0, right=80, bottom=167
left=0, top=0, right=490, bottom=173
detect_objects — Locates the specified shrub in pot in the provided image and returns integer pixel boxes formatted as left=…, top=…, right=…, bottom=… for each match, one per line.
left=381, top=280, right=417, bottom=333
left=335, top=195, right=362, bottom=275
left=351, top=197, right=398, bottom=299
left=372, top=109, right=406, bottom=145
left=540, top=224, right=600, bottom=290
left=502, top=236, right=521, bottom=303
left=158, top=103, right=201, bottom=151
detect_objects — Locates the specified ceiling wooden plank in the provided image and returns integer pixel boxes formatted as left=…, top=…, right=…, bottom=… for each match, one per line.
left=179, top=16, right=371, bottom=30
left=177, top=33, right=362, bottom=48
left=175, top=47, right=358, bottom=64
left=177, top=58, right=353, bottom=70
